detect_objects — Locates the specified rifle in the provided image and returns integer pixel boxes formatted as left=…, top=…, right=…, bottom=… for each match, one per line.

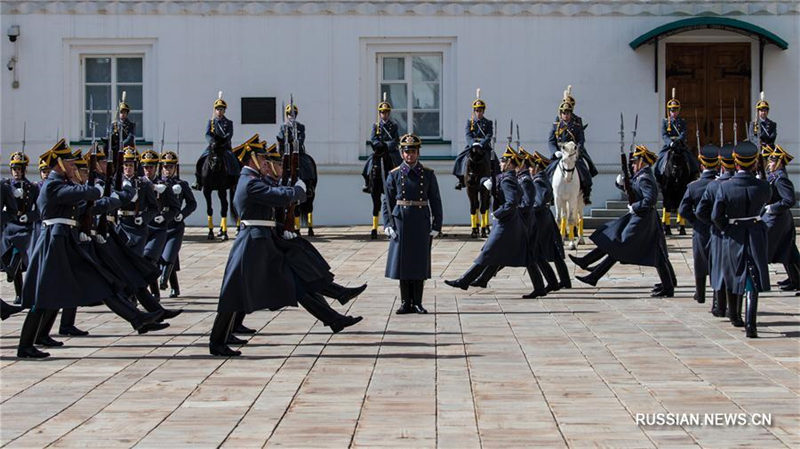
left=160, top=122, right=166, bottom=153
left=733, top=98, right=738, bottom=144
left=694, top=110, right=701, bottom=151
left=18, top=121, right=30, bottom=216
left=176, top=126, right=181, bottom=177
left=80, top=95, right=99, bottom=234
left=281, top=96, right=301, bottom=233
left=719, top=95, right=724, bottom=147
left=619, top=113, right=635, bottom=205
left=515, top=123, right=521, bottom=150
left=21, top=122, right=26, bottom=154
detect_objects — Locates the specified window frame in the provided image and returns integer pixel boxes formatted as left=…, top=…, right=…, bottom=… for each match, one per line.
left=82, top=55, right=145, bottom=140
left=378, top=53, right=443, bottom=139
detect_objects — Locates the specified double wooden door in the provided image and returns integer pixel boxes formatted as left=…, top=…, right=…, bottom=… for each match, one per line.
left=665, top=43, right=751, bottom=150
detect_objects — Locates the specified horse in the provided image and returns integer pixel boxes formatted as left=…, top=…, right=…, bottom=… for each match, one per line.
left=552, top=141, right=585, bottom=250
left=464, top=144, right=493, bottom=238
left=196, top=144, right=238, bottom=241
left=365, top=147, right=398, bottom=239
left=655, top=145, right=694, bottom=235
left=294, top=153, right=318, bottom=236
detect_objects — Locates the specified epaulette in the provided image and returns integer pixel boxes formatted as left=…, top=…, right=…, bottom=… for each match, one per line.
left=390, top=166, right=401, bottom=173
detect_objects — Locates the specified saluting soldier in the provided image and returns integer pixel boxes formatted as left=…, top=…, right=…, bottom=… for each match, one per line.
left=678, top=144, right=721, bottom=304
left=362, top=96, right=401, bottom=238
left=751, top=92, right=777, bottom=150
left=712, top=142, right=771, bottom=338
left=17, top=140, right=164, bottom=358
left=546, top=93, right=594, bottom=204
left=445, top=146, right=527, bottom=291
left=571, top=145, right=675, bottom=296
left=383, top=134, right=443, bottom=314
left=159, top=151, right=196, bottom=298
left=116, top=147, right=158, bottom=255
left=210, top=140, right=362, bottom=357
left=1, top=152, right=40, bottom=304
left=452, top=89, right=496, bottom=190
left=764, top=145, right=799, bottom=291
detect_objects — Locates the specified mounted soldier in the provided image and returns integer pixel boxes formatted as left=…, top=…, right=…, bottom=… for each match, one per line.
left=750, top=92, right=777, bottom=150
left=277, top=102, right=319, bottom=236
left=362, top=94, right=401, bottom=239
left=159, top=151, right=197, bottom=298
left=453, top=89, right=495, bottom=189
left=106, top=92, right=136, bottom=150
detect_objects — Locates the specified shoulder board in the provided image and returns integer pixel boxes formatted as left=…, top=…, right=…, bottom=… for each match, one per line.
left=390, top=166, right=401, bottom=173
left=423, top=166, right=434, bottom=173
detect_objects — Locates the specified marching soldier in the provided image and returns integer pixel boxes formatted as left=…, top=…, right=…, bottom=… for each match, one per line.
left=116, top=147, right=158, bottom=255
left=445, top=146, right=527, bottom=291
left=382, top=134, right=443, bottom=314
left=712, top=142, right=771, bottom=338
left=546, top=92, right=594, bottom=204
left=362, top=96, right=401, bottom=239
left=159, top=151, right=197, bottom=298
left=140, top=150, right=180, bottom=298
left=452, top=89, right=495, bottom=190
left=514, top=148, right=547, bottom=297
left=764, top=145, right=799, bottom=291
left=571, top=145, right=674, bottom=296
left=1, top=152, right=39, bottom=304
left=1, top=173, right=25, bottom=319
left=17, top=140, right=163, bottom=358
left=678, top=144, right=721, bottom=304
left=210, top=139, right=361, bottom=357
left=107, top=94, right=137, bottom=150
left=751, top=92, right=777, bottom=150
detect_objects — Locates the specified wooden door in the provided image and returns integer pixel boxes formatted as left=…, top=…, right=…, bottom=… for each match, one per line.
left=666, top=43, right=750, bottom=151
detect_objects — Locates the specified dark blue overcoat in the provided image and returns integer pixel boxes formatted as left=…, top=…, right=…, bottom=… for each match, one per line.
left=473, top=171, right=528, bottom=267
left=763, top=169, right=798, bottom=264
left=678, top=170, right=717, bottom=278
left=0, top=178, right=39, bottom=274
left=143, top=177, right=181, bottom=262
left=532, top=172, right=564, bottom=262
left=695, top=171, right=733, bottom=290
left=116, top=175, right=158, bottom=255
left=161, top=178, right=197, bottom=268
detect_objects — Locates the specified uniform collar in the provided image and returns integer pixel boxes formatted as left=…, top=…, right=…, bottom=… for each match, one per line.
left=701, top=170, right=717, bottom=179
left=401, top=161, right=423, bottom=176
left=241, top=166, right=260, bottom=177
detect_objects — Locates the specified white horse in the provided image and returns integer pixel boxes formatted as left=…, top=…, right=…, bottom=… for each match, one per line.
left=552, top=141, right=585, bottom=250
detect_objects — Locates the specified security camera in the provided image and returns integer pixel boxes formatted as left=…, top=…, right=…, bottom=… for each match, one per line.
left=6, top=58, right=15, bottom=71
left=7, top=25, right=20, bottom=42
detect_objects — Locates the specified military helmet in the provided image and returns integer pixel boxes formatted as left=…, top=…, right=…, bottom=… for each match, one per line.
left=232, top=134, right=267, bottom=163
left=558, top=100, right=573, bottom=112
left=667, top=87, right=681, bottom=110
left=755, top=91, right=769, bottom=110
left=472, top=88, right=486, bottom=110
left=631, top=145, right=657, bottom=166
left=9, top=152, right=29, bottom=168
left=698, top=144, right=721, bottom=168
left=564, top=85, right=576, bottom=107
left=45, top=139, right=78, bottom=165
left=760, top=144, right=774, bottom=159
left=285, top=103, right=299, bottom=116
left=213, top=90, right=227, bottom=109
left=399, top=133, right=422, bottom=151
left=122, top=146, right=139, bottom=163
left=140, top=149, right=160, bottom=166
left=517, top=148, right=533, bottom=167
left=733, top=141, right=759, bottom=168
left=769, top=145, right=793, bottom=164
left=378, top=92, right=392, bottom=112
left=160, top=151, right=179, bottom=165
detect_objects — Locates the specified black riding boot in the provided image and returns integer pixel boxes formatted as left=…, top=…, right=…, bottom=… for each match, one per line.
left=17, top=309, right=51, bottom=358
left=412, top=280, right=427, bottom=314
left=524, top=263, right=547, bottom=299
left=35, top=309, right=63, bottom=347
left=575, top=256, right=616, bottom=287
left=569, top=248, right=605, bottom=270
left=744, top=290, right=759, bottom=338
left=59, top=307, right=89, bottom=336
left=471, top=265, right=499, bottom=288
left=711, top=290, right=726, bottom=317
left=232, top=311, right=256, bottom=334
left=652, top=261, right=675, bottom=297
left=13, top=272, right=23, bottom=303
left=1, top=299, right=23, bottom=320
left=693, top=274, right=706, bottom=304
left=554, top=258, right=572, bottom=289
left=397, top=280, right=414, bottom=314
left=780, top=263, right=800, bottom=291
left=538, top=260, right=559, bottom=291
left=103, top=294, right=164, bottom=332
left=320, top=282, right=368, bottom=305
left=299, top=293, right=362, bottom=333
left=727, top=293, right=744, bottom=327
left=169, top=270, right=180, bottom=298
left=209, top=311, right=240, bottom=356
left=159, top=263, right=174, bottom=290
left=444, top=264, right=486, bottom=290
left=135, top=288, right=182, bottom=320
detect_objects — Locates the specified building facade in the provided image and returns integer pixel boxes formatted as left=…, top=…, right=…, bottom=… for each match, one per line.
left=2, top=1, right=797, bottom=226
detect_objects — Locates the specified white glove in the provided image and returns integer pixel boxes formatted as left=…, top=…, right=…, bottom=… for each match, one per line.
left=174, top=213, right=183, bottom=222
left=384, top=226, right=397, bottom=240
left=134, top=216, right=143, bottom=226
left=154, top=184, right=167, bottom=194
left=615, top=174, right=624, bottom=186
left=95, top=184, right=104, bottom=196
left=627, top=204, right=634, bottom=214
left=482, top=178, right=493, bottom=191
left=154, top=215, right=165, bottom=224
left=172, top=184, right=182, bottom=195
left=18, top=214, right=28, bottom=223
left=130, top=191, right=138, bottom=203
left=79, top=232, right=92, bottom=242
left=13, top=188, right=24, bottom=198
left=110, top=191, right=120, bottom=200
left=491, top=213, right=496, bottom=221
left=282, top=230, right=297, bottom=240
left=429, top=230, right=438, bottom=237
left=95, top=234, right=107, bottom=244
left=122, top=180, right=132, bottom=189
left=554, top=151, right=563, bottom=159
left=294, top=178, right=306, bottom=193
left=764, top=204, right=773, bottom=214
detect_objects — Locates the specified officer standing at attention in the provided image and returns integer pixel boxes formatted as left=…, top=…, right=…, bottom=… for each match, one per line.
left=383, top=134, right=443, bottom=314
left=678, top=144, right=720, bottom=304
left=452, top=89, right=495, bottom=190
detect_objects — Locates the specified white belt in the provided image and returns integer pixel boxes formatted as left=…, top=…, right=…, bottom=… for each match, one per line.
left=118, top=210, right=137, bottom=217
left=241, top=220, right=277, bottom=228
left=730, top=215, right=762, bottom=224
left=43, top=218, right=77, bottom=227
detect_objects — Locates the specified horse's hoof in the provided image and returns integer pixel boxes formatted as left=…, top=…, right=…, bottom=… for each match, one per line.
left=220, top=231, right=229, bottom=241
left=470, top=228, right=479, bottom=238
left=678, top=226, right=686, bottom=236
left=578, top=237, right=585, bottom=245
left=663, top=225, right=672, bottom=236
left=370, top=230, right=378, bottom=240
left=307, top=228, right=315, bottom=237
left=207, top=231, right=215, bottom=240
left=480, top=228, right=488, bottom=238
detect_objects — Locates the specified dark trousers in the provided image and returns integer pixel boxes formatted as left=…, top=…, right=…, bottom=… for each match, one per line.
left=60, top=308, right=77, bottom=329
left=399, top=280, right=425, bottom=305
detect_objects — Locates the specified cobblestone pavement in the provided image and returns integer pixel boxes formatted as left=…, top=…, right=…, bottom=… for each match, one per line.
left=1, top=227, right=798, bottom=448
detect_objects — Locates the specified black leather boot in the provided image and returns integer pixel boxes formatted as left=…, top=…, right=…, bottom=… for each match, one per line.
left=728, top=293, right=744, bottom=327
left=59, top=308, right=89, bottom=336
left=321, top=282, right=368, bottom=305
left=1, top=300, right=23, bottom=321
left=444, top=264, right=485, bottom=290
left=554, top=258, right=572, bottom=289
left=412, top=280, right=428, bottom=314
left=576, top=256, right=616, bottom=287
left=652, top=262, right=675, bottom=297
left=538, top=260, right=559, bottom=292
left=135, top=288, right=182, bottom=320
left=169, top=270, right=180, bottom=298
left=36, top=309, right=63, bottom=347
left=396, top=281, right=414, bottom=314
left=17, top=309, right=50, bottom=358
left=159, top=263, right=174, bottom=290
left=693, top=274, right=706, bottom=303
left=569, top=248, right=605, bottom=271
left=232, top=312, right=256, bottom=334
left=299, top=293, right=363, bottom=333
left=103, top=294, right=164, bottom=331
left=524, top=263, right=547, bottom=299
left=470, top=265, right=499, bottom=288
left=209, top=311, right=240, bottom=357
left=744, top=290, right=758, bottom=338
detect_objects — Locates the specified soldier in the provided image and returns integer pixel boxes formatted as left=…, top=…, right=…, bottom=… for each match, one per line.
left=513, top=148, right=547, bottom=297
left=107, top=95, right=137, bottom=150
left=764, top=145, right=799, bottom=291
left=116, top=147, right=158, bottom=255
left=210, top=139, right=362, bottom=356
left=140, top=150, right=180, bottom=298
left=362, top=96, right=401, bottom=239
left=17, top=140, right=164, bottom=358
left=452, top=89, right=495, bottom=190
left=1, top=175, right=24, bottom=319
left=655, top=89, right=700, bottom=181
left=751, top=92, right=777, bottom=150
left=546, top=94, right=594, bottom=204
left=277, top=103, right=318, bottom=235
left=159, top=151, right=197, bottom=298
left=382, top=134, right=443, bottom=314
left=1, top=152, right=39, bottom=304
left=678, top=144, right=720, bottom=304
left=712, top=142, right=771, bottom=338
left=445, top=146, right=527, bottom=290
left=571, top=145, right=675, bottom=296
left=38, top=154, right=51, bottom=181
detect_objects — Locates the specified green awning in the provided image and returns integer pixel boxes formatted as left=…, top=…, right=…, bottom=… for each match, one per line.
left=630, top=17, right=789, bottom=50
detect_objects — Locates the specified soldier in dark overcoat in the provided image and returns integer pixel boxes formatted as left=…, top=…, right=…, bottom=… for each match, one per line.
left=382, top=134, right=443, bottom=314
left=1, top=152, right=40, bottom=303
left=362, top=97, right=401, bottom=237
left=276, top=104, right=318, bottom=234
left=0, top=180, right=24, bottom=320
left=116, top=147, right=158, bottom=255
left=158, top=151, right=196, bottom=298
left=654, top=90, right=700, bottom=182
left=678, top=144, right=720, bottom=304
left=452, top=90, right=496, bottom=190
left=764, top=145, right=799, bottom=291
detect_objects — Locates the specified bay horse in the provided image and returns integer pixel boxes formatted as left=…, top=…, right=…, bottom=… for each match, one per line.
left=655, top=145, right=694, bottom=235
left=552, top=142, right=585, bottom=250
left=365, top=147, right=399, bottom=239
left=464, top=144, right=493, bottom=238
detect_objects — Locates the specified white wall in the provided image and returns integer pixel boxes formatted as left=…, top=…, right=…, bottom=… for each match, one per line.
left=1, top=13, right=797, bottom=226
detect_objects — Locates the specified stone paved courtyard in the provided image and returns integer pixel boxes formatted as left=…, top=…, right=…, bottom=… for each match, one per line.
left=1, top=227, right=798, bottom=448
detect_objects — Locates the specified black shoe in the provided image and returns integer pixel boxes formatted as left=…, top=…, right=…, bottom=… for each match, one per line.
left=779, top=283, right=799, bottom=292
left=307, top=228, right=315, bottom=237
left=568, top=254, right=590, bottom=270
left=17, top=347, right=50, bottom=359
left=663, top=224, right=672, bottom=236
left=470, top=228, right=478, bottom=238
left=209, top=344, right=241, bottom=357
left=560, top=280, right=572, bottom=289
left=413, top=304, right=428, bottom=314
left=138, top=322, right=170, bottom=334
left=396, top=301, right=414, bottom=315
left=480, top=227, right=489, bottom=238
left=575, top=274, right=598, bottom=287
left=1, top=303, right=23, bottom=320
left=335, top=284, right=368, bottom=305
left=232, top=324, right=257, bottom=334
left=59, top=325, right=89, bottom=336
left=370, top=229, right=378, bottom=240
left=444, top=279, right=469, bottom=291
left=545, top=284, right=561, bottom=293
left=227, top=334, right=248, bottom=345
left=522, top=289, right=547, bottom=299
left=694, top=292, right=706, bottom=304
left=132, top=310, right=165, bottom=331
left=470, top=279, right=488, bottom=288
left=731, top=317, right=745, bottom=328
left=36, top=335, right=64, bottom=347
left=455, top=182, right=464, bottom=190
left=651, top=289, right=674, bottom=298
left=207, top=230, right=215, bottom=240
left=13, top=296, right=21, bottom=305
left=169, top=287, right=180, bottom=298
left=678, top=226, right=686, bottom=235
left=777, top=278, right=791, bottom=286
left=159, top=309, right=182, bottom=321
left=746, top=326, right=758, bottom=338
left=330, top=315, right=363, bottom=333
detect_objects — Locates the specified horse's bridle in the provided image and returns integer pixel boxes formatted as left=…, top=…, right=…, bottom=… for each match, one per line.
left=559, top=157, right=576, bottom=181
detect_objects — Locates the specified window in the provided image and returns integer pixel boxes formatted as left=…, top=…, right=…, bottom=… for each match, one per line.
left=379, top=54, right=442, bottom=138
left=241, top=97, right=277, bottom=124
left=83, top=56, right=144, bottom=139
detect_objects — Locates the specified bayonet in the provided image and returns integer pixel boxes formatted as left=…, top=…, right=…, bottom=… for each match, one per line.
left=160, top=122, right=166, bottom=153
left=630, top=114, right=638, bottom=151
left=694, top=110, right=701, bottom=151
left=515, top=123, right=520, bottom=149
left=719, top=95, right=724, bottom=147
left=21, top=121, right=26, bottom=154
